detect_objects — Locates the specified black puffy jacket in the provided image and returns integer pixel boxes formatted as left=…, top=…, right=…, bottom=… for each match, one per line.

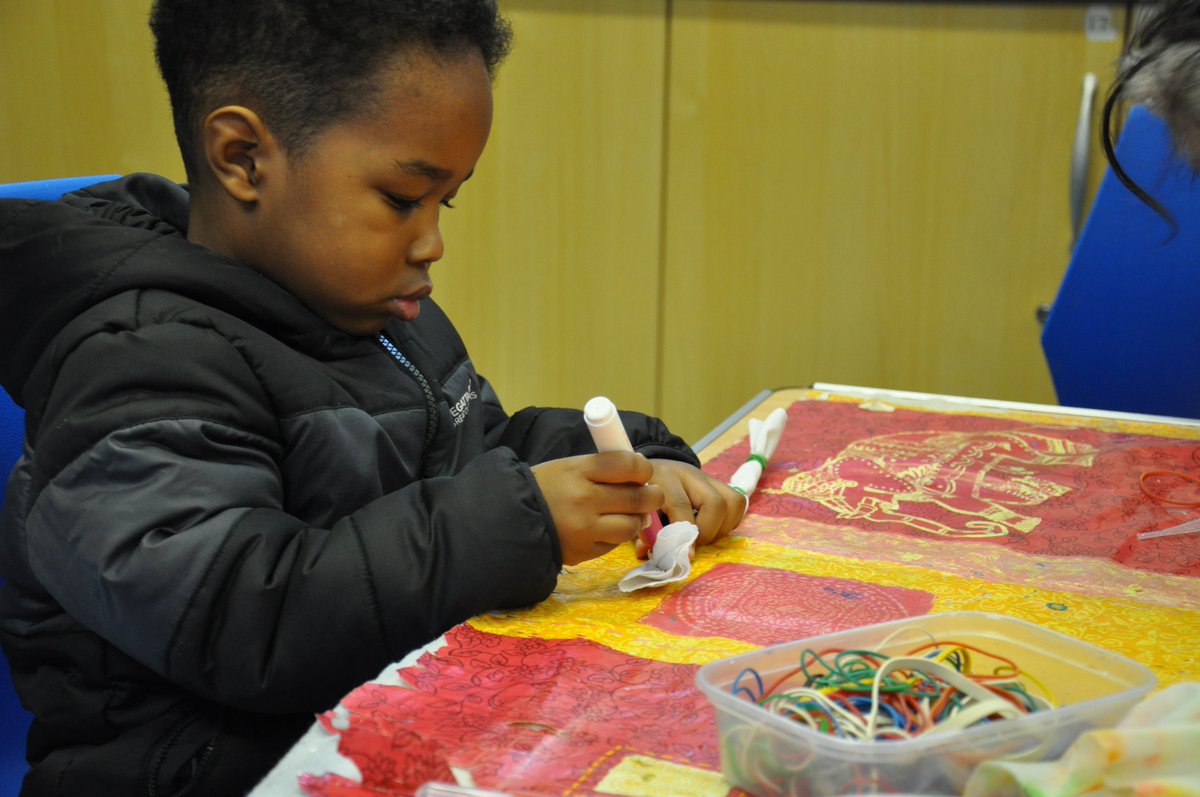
left=0, top=175, right=698, bottom=796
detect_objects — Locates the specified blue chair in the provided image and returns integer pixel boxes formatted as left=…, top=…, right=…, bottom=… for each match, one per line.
left=1041, top=106, right=1200, bottom=418
left=0, top=173, right=121, bottom=795
left=0, top=174, right=121, bottom=202
left=0, top=391, right=28, bottom=795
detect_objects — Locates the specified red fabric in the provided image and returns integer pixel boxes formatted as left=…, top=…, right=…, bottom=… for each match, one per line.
left=300, top=625, right=723, bottom=797
left=705, top=401, right=1199, bottom=576
left=641, top=562, right=935, bottom=646
left=299, top=722, right=453, bottom=796
left=295, top=399, right=1200, bottom=796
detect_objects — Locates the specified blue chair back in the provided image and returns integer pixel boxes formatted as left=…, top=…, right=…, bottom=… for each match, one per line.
left=0, top=391, right=20, bottom=483
left=0, top=396, right=28, bottom=790
left=1041, top=107, right=1199, bottom=418
left=0, top=173, right=118, bottom=466
left=0, top=173, right=121, bottom=794
left=0, top=173, right=119, bottom=468
left=0, top=174, right=120, bottom=201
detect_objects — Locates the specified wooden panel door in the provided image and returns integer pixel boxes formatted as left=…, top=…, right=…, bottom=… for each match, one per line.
left=660, top=1, right=1126, bottom=443
left=0, top=0, right=182, bottom=182
left=436, top=0, right=669, bottom=418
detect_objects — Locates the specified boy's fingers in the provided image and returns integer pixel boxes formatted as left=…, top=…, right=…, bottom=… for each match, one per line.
left=660, top=482, right=695, bottom=525
left=587, top=481, right=662, bottom=517
left=710, top=484, right=746, bottom=539
left=726, top=483, right=750, bottom=531
left=693, top=498, right=725, bottom=545
left=556, top=503, right=648, bottom=565
left=585, top=450, right=655, bottom=485
left=690, top=480, right=745, bottom=545
left=677, top=476, right=722, bottom=544
left=590, top=512, right=645, bottom=545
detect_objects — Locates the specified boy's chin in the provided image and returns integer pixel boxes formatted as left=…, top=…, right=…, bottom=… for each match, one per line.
left=324, top=314, right=390, bottom=338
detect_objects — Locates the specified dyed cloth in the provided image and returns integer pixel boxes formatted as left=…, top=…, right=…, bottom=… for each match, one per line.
left=291, top=390, right=1200, bottom=797
left=964, top=682, right=1200, bottom=797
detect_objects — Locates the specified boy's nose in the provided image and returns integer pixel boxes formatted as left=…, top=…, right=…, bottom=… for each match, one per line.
left=408, top=217, right=444, bottom=265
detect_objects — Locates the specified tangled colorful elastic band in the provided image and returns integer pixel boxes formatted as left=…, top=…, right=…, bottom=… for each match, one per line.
left=730, top=641, right=1054, bottom=741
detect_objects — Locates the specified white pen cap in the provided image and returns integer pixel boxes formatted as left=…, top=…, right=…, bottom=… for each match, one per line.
left=584, top=395, right=633, bottom=452
left=584, top=396, right=618, bottom=427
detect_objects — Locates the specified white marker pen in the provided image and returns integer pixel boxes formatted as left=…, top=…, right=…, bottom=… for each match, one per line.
left=584, top=396, right=633, bottom=454
left=583, top=396, right=660, bottom=540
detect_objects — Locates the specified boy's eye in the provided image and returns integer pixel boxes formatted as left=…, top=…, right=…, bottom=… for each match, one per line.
left=382, top=193, right=457, bottom=212
left=383, top=193, right=421, bottom=213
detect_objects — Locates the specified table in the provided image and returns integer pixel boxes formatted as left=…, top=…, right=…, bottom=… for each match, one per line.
left=252, top=384, right=1200, bottom=797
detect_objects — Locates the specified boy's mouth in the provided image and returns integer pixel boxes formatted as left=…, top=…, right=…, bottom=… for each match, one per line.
left=389, top=287, right=431, bottom=321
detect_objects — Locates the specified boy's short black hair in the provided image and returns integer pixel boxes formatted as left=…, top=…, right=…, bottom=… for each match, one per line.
left=150, top=0, right=512, bottom=183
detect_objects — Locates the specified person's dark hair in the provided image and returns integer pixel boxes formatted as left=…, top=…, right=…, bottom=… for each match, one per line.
left=149, top=0, right=512, bottom=183
left=1101, top=0, right=1200, bottom=222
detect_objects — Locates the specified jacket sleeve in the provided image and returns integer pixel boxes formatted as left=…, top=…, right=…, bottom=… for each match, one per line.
left=477, top=378, right=700, bottom=468
left=19, top=316, right=561, bottom=713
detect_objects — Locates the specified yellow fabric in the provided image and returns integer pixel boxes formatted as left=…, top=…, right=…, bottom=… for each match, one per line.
left=470, top=530, right=1197, bottom=684
left=472, top=391, right=1200, bottom=688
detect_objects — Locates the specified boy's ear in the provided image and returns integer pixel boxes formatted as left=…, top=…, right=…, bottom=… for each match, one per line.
left=200, top=106, right=277, bottom=204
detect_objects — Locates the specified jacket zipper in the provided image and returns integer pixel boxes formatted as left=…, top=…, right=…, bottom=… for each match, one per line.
left=378, top=332, right=439, bottom=473
left=145, top=707, right=215, bottom=797
left=175, top=735, right=221, bottom=796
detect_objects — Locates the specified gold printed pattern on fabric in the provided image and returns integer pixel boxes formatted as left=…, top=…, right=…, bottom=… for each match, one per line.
left=773, top=430, right=1097, bottom=538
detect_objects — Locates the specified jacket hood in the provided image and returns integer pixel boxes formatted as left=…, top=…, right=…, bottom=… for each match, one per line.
left=0, top=173, right=350, bottom=405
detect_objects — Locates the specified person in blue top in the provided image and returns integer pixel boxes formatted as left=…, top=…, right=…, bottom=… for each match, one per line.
left=1103, top=0, right=1200, bottom=214
left=0, top=1, right=745, bottom=794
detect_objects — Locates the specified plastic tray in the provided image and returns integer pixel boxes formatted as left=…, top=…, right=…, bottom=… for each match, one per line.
left=696, top=611, right=1156, bottom=796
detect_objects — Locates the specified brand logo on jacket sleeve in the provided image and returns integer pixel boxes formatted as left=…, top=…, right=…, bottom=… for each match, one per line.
left=449, top=379, right=478, bottom=427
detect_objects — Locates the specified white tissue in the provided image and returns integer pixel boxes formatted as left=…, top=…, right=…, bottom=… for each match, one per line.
left=618, top=521, right=700, bottom=592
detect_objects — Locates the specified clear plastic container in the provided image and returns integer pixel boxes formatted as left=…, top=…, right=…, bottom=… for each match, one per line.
left=695, top=611, right=1157, bottom=796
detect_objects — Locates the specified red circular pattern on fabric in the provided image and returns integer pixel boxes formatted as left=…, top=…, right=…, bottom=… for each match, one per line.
left=641, top=563, right=935, bottom=646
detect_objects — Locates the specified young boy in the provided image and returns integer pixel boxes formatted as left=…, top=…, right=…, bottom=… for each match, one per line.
left=0, top=1, right=744, bottom=794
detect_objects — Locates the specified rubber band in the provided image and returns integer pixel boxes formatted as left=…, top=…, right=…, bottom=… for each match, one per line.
left=730, top=640, right=1051, bottom=743
left=732, top=667, right=764, bottom=702
left=746, top=453, right=768, bottom=468
left=1139, top=469, right=1200, bottom=506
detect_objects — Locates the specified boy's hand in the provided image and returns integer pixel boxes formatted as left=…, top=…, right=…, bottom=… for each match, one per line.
left=640, top=459, right=745, bottom=557
left=531, top=451, right=664, bottom=565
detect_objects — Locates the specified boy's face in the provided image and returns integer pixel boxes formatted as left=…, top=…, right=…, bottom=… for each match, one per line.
left=240, top=49, right=493, bottom=336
